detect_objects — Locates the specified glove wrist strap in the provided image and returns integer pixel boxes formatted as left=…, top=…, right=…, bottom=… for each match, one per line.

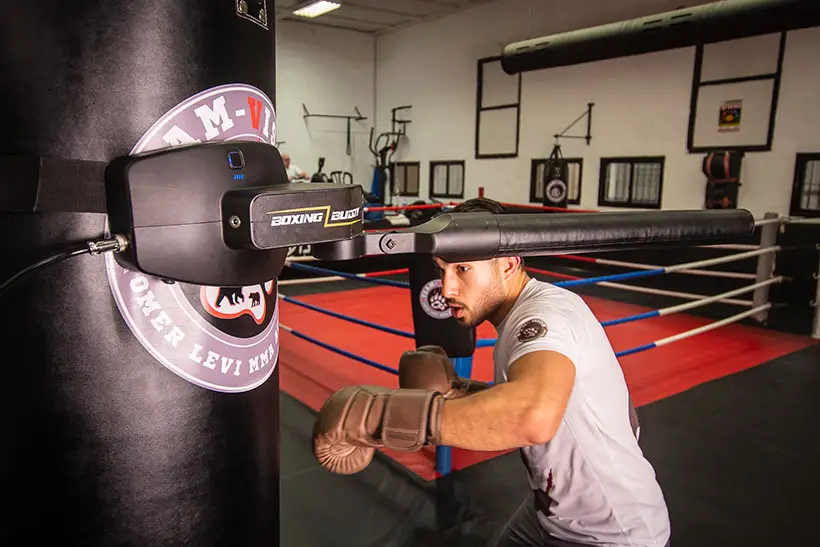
left=381, top=389, right=443, bottom=451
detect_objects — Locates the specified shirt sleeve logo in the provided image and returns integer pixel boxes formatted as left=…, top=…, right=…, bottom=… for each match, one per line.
left=516, top=318, right=548, bottom=342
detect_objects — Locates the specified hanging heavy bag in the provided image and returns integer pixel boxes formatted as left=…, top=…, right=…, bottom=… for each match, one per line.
left=543, top=145, right=569, bottom=209
left=703, top=151, right=743, bottom=209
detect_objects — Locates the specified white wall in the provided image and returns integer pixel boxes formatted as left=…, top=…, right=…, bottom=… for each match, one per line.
left=276, top=21, right=375, bottom=186
left=375, top=0, right=820, bottom=218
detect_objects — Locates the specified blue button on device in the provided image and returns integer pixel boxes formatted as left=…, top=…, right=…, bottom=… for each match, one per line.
left=227, top=150, right=244, bottom=169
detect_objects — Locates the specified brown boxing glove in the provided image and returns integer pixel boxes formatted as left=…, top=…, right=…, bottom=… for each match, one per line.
left=398, top=345, right=490, bottom=399
left=312, top=385, right=444, bottom=475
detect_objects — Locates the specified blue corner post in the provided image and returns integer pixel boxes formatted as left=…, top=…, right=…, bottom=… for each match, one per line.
left=435, top=356, right=474, bottom=477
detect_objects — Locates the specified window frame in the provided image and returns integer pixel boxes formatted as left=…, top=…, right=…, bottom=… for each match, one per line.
left=475, top=56, right=521, bottom=159
left=429, top=160, right=466, bottom=199
left=790, top=153, right=820, bottom=218
left=597, top=156, right=665, bottom=209
left=686, top=32, right=786, bottom=153
left=391, top=161, right=421, bottom=197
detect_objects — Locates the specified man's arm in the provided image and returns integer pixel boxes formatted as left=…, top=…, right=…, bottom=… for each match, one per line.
left=293, top=165, right=308, bottom=179
left=436, top=350, right=576, bottom=452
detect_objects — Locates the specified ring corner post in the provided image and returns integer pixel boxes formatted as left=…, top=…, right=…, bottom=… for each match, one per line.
left=435, top=356, right=475, bottom=477
left=753, top=212, right=780, bottom=323
left=812, top=243, right=820, bottom=340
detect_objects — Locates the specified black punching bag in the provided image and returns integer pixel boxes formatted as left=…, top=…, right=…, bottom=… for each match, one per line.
left=703, top=150, right=743, bottom=209
left=542, top=144, right=569, bottom=209
left=409, top=256, right=476, bottom=358
left=0, top=2, right=282, bottom=546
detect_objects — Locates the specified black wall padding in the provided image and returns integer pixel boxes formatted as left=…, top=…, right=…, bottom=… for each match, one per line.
left=501, top=0, right=820, bottom=74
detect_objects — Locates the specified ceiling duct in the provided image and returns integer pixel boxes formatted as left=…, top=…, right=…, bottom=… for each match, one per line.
left=501, top=0, right=820, bottom=74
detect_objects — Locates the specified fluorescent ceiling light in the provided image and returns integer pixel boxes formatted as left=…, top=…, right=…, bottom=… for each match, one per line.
left=293, top=1, right=341, bottom=18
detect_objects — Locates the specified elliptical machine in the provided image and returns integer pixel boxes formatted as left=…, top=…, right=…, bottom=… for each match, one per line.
left=310, top=157, right=331, bottom=182
left=367, top=105, right=411, bottom=209
left=368, top=128, right=397, bottom=207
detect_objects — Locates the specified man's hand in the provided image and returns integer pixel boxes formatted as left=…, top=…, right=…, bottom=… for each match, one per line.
left=398, top=345, right=490, bottom=399
left=312, top=385, right=443, bottom=475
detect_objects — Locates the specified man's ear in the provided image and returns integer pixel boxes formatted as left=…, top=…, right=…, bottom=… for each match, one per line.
left=499, top=256, right=521, bottom=279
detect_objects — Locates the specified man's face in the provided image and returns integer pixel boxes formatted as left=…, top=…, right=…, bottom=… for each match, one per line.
left=433, top=257, right=506, bottom=328
left=282, top=154, right=290, bottom=167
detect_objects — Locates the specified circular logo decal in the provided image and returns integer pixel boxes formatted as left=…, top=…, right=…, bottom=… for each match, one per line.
left=545, top=179, right=567, bottom=203
left=419, top=279, right=451, bottom=320
left=516, top=318, right=548, bottom=343
left=105, top=83, right=279, bottom=393
left=130, top=83, right=276, bottom=152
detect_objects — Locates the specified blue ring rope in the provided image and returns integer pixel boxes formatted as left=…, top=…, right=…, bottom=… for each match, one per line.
left=600, top=310, right=660, bottom=327
left=474, top=337, right=661, bottom=357
left=280, top=294, right=415, bottom=339
left=284, top=263, right=677, bottom=363
left=288, top=262, right=411, bottom=288
left=615, top=343, right=657, bottom=358
left=287, top=327, right=399, bottom=376
left=554, top=268, right=666, bottom=288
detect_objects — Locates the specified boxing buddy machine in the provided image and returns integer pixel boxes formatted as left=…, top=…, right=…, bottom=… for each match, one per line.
left=0, top=4, right=757, bottom=544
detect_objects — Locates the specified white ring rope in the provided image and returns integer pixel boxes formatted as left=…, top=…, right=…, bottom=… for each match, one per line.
left=698, top=243, right=762, bottom=251
left=278, top=276, right=344, bottom=286
left=596, top=281, right=754, bottom=306
left=654, top=303, right=772, bottom=348
left=657, top=276, right=782, bottom=316
left=664, top=246, right=780, bottom=274
left=591, top=256, right=758, bottom=280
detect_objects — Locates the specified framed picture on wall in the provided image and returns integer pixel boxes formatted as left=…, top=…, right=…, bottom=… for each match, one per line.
left=687, top=32, right=786, bottom=153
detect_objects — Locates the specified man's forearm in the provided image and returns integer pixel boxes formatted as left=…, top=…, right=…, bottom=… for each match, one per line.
left=436, top=382, right=559, bottom=452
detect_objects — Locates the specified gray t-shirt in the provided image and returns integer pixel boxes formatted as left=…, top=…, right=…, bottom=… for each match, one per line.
left=493, top=278, right=670, bottom=547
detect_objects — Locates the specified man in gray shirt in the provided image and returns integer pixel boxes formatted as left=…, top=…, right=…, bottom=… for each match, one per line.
left=312, top=198, right=671, bottom=546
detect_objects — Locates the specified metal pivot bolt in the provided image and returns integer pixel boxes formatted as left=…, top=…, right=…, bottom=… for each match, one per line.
left=229, top=216, right=241, bottom=228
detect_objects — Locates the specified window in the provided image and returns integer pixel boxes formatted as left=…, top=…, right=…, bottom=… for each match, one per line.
left=790, top=153, right=820, bottom=217
left=392, top=161, right=420, bottom=197
left=529, top=158, right=582, bottom=205
left=598, top=157, right=664, bottom=209
left=475, top=56, right=521, bottom=159
left=430, top=161, right=465, bottom=199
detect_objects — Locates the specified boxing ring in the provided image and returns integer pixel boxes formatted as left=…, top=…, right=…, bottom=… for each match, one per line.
left=276, top=202, right=820, bottom=479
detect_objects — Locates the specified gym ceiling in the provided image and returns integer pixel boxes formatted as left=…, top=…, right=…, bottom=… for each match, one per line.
left=274, top=0, right=500, bottom=34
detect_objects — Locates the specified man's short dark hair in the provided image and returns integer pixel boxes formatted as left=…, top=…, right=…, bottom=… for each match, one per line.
left=447, top=197, right=525, bottom=270
left=449, top=197, right=506, bottom=215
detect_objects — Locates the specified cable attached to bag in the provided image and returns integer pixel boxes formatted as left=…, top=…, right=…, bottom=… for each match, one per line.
left=0, top=234, right=128, bottom=298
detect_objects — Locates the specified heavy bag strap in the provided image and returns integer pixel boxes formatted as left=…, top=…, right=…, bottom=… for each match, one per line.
left=0, top=155, right=108, bottom=213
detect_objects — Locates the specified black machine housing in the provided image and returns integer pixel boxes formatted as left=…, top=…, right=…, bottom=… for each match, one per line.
left=105, top=141, right=363, bottom=286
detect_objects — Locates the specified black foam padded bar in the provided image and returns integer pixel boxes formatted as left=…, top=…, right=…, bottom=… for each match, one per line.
left=433, top=210, right=755, bottom=261
left=313, top=209, right=757, bottom=262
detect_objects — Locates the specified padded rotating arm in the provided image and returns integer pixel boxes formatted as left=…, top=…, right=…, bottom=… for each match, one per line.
left=311, top=209, right=756, bottom=261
